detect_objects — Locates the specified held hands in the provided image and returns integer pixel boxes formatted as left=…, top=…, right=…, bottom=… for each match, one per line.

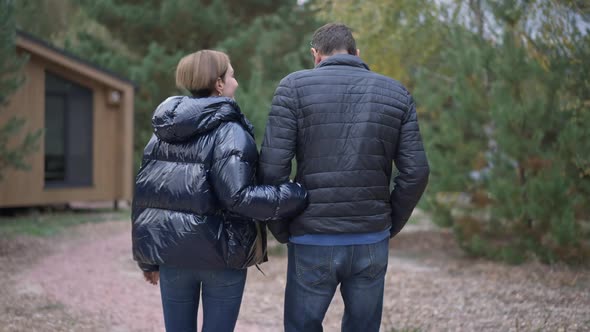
left=143, top=271, right=160, bottom=285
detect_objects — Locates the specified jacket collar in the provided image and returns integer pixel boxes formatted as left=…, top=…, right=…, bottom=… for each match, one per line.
left=152, top=96, right=254, bottom=143
left=316, top=54, right=370, bottom=70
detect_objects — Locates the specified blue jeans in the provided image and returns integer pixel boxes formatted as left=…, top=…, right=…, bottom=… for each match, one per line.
left=284, top=238, right=389, bottom=332
left=159, top=265, right=247, bottom=332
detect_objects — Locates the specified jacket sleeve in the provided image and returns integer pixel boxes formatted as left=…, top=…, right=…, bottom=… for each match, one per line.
left=132, top=135, right=160, bottom=272
left=258, top=76, right=298, bottom=185
left=390, top=91, right=430, bottom=237
left=210, top=122, right=307, bottom=221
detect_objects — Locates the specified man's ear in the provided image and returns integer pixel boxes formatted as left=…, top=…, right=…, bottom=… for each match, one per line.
left=356, top=48, right=360, bottom=57
left=311, top=48, right=322, bottom=65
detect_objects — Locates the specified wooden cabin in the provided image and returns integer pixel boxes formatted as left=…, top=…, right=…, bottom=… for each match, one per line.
left=0, top=32, right=135, bottom=208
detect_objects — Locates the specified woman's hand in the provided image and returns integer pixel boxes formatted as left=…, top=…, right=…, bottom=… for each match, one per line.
left=143, top=271, right=160, bottom=285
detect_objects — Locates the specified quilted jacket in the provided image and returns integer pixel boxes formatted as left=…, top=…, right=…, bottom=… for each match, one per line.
left=258, top=54, right=429, bottom=242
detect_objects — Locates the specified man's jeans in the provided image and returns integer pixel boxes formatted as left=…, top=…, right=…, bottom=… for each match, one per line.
left=284, top=238, right=390, bottom=332
left=159, top=265, right=247, bottom=332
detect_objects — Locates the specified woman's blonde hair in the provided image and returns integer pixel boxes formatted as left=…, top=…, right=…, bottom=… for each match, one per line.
left=175, top=50, right=230, bottom=97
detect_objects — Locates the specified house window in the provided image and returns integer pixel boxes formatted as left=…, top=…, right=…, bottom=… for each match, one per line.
left=44, top=71, right=93, bottom=187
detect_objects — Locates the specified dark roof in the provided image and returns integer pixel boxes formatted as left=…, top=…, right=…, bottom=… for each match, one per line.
left=16, top=30, right=138, bottom=89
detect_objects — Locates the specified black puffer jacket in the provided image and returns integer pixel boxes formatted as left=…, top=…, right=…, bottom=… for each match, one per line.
left=258, top=54, right=429, bottom=242
left=132, top=96, right=307, bottom=272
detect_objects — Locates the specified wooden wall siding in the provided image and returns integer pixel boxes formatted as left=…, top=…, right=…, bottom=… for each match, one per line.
left=0, top=45, right=134, bottom=207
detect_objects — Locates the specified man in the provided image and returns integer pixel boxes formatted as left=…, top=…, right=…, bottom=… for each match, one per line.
left=258, top=23, right=430, bottom=332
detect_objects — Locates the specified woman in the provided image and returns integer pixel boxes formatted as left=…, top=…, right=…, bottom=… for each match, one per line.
left=131, top=50, right=307, bottom=332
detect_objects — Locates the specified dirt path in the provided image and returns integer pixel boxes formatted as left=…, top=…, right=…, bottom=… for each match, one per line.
left=1, top=218, right=589, bottom=332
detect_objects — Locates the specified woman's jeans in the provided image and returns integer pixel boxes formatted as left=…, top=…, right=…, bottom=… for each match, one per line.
left=159, top=265, right=247, bottom=332
left=284, top=238, right=390, bottom=332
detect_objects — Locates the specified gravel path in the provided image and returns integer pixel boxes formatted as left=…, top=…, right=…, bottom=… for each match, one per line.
left=1, top=217, right=589, bottom=332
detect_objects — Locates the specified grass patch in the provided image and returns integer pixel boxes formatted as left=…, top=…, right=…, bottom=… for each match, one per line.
left=0, top=209, right=130, bottom=237
left=267, top=244, right=287, bottom=257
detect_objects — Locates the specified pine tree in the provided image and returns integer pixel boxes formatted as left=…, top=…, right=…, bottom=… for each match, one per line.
left=13, top=1, right=319, bottom=169
left=415, top=0, right=590, bottom=263
left=73, top=0, right=319, bottom=160
left=0, top=0, right=42, bottom=180
left=316, top=0, right=590, bottom=263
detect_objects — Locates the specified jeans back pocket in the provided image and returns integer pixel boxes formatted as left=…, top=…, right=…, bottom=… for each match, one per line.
left=367, top=239, right=389, bottom=279
left=293, top=244, right=334, bottom=286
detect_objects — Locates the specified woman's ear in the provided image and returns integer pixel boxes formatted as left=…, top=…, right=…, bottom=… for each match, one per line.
left=215, top=77, right=224, bottom=96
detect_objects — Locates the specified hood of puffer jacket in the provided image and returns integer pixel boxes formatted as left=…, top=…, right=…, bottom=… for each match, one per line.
left=152, top=96, right=255, bottom=143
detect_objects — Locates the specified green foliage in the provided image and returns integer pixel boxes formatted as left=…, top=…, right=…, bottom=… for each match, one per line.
left=316, top=0, right=590, bottom=264
left=13, top=0, right=78, bottom=40
left=0, top=0, right=42, bottom=180
left=313, top=0, right=444, bottom=86
left=0, top=0, right=26, bottom=106
left=220, top=3, right=319, bottom=138
left=14, top=0, right=321, bottom=168
left=0, top=117, right=43, bottom=180
left=415, top=0, right=590, bottom=264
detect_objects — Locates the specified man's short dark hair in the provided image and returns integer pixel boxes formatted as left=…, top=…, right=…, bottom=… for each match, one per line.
left=311, top=23, right=356, bottom=56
